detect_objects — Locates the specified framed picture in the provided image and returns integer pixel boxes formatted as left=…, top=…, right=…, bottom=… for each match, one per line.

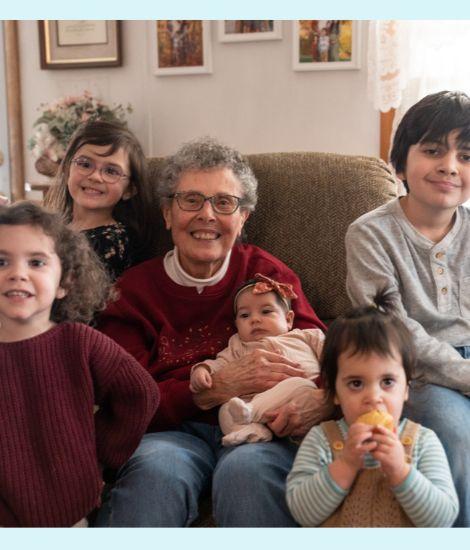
left=38, top=20, right=122, bottom=69
left=218, top=20, right=282, bottom=42
left=293, top=20, right=361, bottom=71
left=152, top=20, right=212, bottom=76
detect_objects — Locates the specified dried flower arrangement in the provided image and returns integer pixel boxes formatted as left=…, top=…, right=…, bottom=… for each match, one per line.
left=29, top=91, right=132, bottom=177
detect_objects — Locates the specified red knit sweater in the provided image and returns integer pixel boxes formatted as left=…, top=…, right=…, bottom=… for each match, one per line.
left=98, top=244, right=325, bottom=431
left=0, top=323, right=159, bottom=527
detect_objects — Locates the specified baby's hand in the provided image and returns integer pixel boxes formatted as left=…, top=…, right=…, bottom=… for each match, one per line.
left=189, top=366, right=213, bottom=393
left=370, top=425, right=410, bottom=486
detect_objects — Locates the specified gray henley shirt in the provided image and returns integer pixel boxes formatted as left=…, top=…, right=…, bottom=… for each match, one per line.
left=346, top=198, right=470, bottom=395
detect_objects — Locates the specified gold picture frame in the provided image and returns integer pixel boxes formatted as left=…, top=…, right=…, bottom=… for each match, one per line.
left=38, top=20, right=122, bottom=70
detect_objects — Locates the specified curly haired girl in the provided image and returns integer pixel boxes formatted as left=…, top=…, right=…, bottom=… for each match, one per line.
left=0, top=201, right=159, bottom=527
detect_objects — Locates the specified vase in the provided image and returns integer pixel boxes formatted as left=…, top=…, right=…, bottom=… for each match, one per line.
left=35, top=155, right=60, bottom=178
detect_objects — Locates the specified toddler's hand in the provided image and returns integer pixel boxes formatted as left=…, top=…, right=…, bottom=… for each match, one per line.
left=189, top=366, right=213, bottom=393
left=370, top=425, right=410, bottom=486
left=329, top=421, right=377, bottom=490
left=341, top=421, right=378, bottom=469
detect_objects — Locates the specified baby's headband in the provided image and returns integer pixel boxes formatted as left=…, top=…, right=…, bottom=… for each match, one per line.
left=233, top=273, right=298, bottom=312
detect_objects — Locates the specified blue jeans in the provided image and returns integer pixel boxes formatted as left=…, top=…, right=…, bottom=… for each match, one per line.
left=93, top=421, right=298, bottom=527
left=404, top=358, right=470, bottom=527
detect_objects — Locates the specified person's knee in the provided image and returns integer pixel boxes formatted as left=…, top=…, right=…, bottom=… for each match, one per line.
left=214, top=442, right=293, bottom=491
left=213, top=442, right=297, bottom=527
left=216, top=444, right=269, bottom=482
left=124, top=439, right=174, bottom=477
left=122, top=434, right=211, bottom=489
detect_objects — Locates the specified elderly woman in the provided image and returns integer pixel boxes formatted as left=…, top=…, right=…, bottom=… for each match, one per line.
left=94, top=137, right=326, bottom=527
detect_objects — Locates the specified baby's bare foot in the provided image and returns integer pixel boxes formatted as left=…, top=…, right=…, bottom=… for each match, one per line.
left=227, top=397, right=253, bottom=424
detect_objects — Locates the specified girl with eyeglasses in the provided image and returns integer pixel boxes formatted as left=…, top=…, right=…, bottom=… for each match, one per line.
left=45, top=120, right=156, bottom=281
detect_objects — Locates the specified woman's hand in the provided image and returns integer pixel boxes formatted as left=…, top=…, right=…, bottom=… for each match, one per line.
left=263, top=387, right=331, bottom=438
left=370, top=425, right=410, bottom=486
left=192, top=349, right=306, bottom=410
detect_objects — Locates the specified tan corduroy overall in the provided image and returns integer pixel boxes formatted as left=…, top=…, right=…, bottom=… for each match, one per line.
left=321, top=420, right=419, bottom=527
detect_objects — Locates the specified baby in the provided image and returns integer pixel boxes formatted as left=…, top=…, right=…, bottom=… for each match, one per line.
left=190, top=274, right=326, bottom=446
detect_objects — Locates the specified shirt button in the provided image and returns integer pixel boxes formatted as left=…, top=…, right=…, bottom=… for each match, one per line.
left=332, top=441, right=344, bottom=451
left=435, top=252, right=445, bottom=259
left=437, top=267, right=444, bottom=275
left=441, top=287, right=448, bottom=294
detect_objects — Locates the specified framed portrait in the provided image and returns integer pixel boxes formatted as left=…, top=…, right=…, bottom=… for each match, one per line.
left=292, top=20, right=361, bottom=71
left=218, top=20, right=282, bottom=42
left=38, top=20, right=122, bottom=69
left=152, top=20, right=212, bottom=76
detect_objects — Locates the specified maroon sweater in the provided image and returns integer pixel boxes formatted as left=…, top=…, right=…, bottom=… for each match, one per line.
left=98, top=244, right=325, bottom=431
left=0, top=323, right=159, bottom=527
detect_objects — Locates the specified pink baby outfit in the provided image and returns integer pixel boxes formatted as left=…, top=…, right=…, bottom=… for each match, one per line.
left=193, top=328, right=325, bottom=445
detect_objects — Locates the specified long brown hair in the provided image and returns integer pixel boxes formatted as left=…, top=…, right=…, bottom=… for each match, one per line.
left=44, top=120, right=157, bottom=262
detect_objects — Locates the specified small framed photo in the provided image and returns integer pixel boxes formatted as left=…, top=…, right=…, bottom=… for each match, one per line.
left=152, top=20, right=212, bottom=76
left=293, top=20, right=361, bottom=71
left=38, top=20, right=122, bottom=69
left=218, top=20, right=282, bottom=42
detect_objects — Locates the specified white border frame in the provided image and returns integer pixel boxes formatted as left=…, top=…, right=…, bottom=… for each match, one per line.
left=153, top=20, right=212, bottom=76
left=218, top=20, right=282, bottom=42
left=292, top=20, right=361, bottom=71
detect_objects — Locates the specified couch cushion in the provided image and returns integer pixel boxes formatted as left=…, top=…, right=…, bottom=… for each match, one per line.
left=147, top=152, right=398, bottom=321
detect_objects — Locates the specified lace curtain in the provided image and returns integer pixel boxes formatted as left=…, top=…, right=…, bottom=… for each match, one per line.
left=368, top=20, right=470, bottom=129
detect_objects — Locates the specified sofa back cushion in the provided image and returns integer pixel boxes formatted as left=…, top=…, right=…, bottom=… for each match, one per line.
left=147, top=152, right=398, bottom=322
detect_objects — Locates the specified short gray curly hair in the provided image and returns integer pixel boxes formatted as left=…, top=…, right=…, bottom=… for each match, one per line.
left=158, top=137, right=258, bottom=212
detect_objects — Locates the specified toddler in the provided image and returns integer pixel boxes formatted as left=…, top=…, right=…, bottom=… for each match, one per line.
left=45, top=120, right=156, bottom=280
left=190, top=274, right=326, bottom=446
left=286, top=291, right=458, bottom=527
left=0, top=202, right=159, bottom=527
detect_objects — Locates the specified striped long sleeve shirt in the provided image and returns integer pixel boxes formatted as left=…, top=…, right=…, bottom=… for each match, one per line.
left=286, top=418, right=459, bottom=527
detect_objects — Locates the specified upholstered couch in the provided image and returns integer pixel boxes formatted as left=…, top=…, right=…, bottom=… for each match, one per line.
left=147, top=151, right=399, bottom=324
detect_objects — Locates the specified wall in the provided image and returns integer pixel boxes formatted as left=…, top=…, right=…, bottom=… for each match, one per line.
left=18, top=20, right=379, bottom=185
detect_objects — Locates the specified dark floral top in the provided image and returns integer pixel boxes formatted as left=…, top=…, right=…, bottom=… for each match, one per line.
left=83, top=222, right=133, bottom=282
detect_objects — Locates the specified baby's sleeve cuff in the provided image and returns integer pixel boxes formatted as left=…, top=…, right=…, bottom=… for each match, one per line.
left=190, top=362, right=213, bottom=375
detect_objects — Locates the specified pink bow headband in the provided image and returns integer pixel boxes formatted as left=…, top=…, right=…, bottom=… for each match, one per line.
left=234, top=273, right=298, bottom=312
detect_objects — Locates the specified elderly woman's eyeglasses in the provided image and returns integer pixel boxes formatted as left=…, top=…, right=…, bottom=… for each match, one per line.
left=71, top=156, right=130, bottom=184
left=168, top=192, right=243, bottom=214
